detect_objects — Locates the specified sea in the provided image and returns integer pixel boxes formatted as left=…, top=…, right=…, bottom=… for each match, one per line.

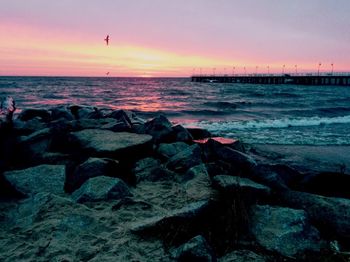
left=1, top=76, right=350, bottom=146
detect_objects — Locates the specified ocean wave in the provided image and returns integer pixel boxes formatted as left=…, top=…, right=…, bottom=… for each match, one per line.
left=193, top=115, right=350, bottom=131
left=203, top=101, right=252, bottom=109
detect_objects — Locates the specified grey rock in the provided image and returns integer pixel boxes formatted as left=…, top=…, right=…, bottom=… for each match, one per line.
left=218, top=250, right=266, bottom=262
left=250, top=205, right=321, bottom=257
left=133, top=157, right=160, bottom=173
left=72, top=176, right=132, bottom=203
left=131, top=200, right=210, bottom=234
left=170, top=125, right=193, bottom=143
left=50, top=106, right=75, bottom=121
left=70, top=129, right=152, bottom=158
left=173, top=235, right=216, bottom=262
left=4, top=164, right=66, bottom=196
left=187, top=127, right=212, bottom=140
left=183, top=165, right=212, bottom=201
left=67, top=157, right=120, bottom=192
left=135, top=166, right=175, bottom=183
left=166, top=144, right=202, bottom=173
left=13, top=118, right=48, bottom=135
left=17, top=108, right=51, bottom=122
left=157, top=142, right=189, bottom=160
left=70, top=105, right=102, bottom=119
left=280, top=190, right=350, bottom=240
left=212, top=175, right=270, bottom=201
left=141, top=115, right=173, bottom=143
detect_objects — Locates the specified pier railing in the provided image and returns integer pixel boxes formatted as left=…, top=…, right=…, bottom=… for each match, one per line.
left=191, top=72, right=350, bottom=86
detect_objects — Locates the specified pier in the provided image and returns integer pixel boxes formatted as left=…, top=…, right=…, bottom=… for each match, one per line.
left=191, top=73, right=350, bottom=86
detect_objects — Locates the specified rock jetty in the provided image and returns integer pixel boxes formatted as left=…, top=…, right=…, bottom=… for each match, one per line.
left=0, top=104, right=350, bottom=261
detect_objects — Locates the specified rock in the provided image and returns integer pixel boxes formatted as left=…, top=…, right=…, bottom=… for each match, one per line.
left=166, top=144, right=202, bottom=173
left=72, top=176, right=132, bottom=203
left=39, top=152, right=71, bottom=165
left=131, top=200, right=210, bottom=235
left=183, top=165, right=212, bottom=201
left=72, top=118, right=118, bottom=131
left=17, top=128, right=52, bottom=164
left=70, top=105, right=102, bottom=119
left=157, top=142, right=189, bottom=160
left=298, top=172, right=350, bottom=199
left=17, top=108, right=51, bottom=122
left=212, top=175, right=270, bottom=202
left=173, top=235, right=216, bottom=262
left=4, top=164, right=66, bottom=196
left=69, top=129, right=152, bottom=159
left=133, top=157, right=160, bottom=173
left=50, top=106, right=75, bottom=121
left=67, top=157, right=120, bottom=192
left=141, top=115, right=173, bottom=143
left=218, top=250, right=266, bottom=262
left=205, top=161, right=232, bottom=178
left=215, top=146, right=257, bottom=175
left=187, top=127, right=212, bottom=140
left=249, top=205, right=321, bottom=257
left=199, top=137, right=245, bottom=154
left=280, top=190, right=350, bottom=240
left=252, top=164, right=302, bottom=191
left=170, top=125, right=193, bottom=143
left=12, top=118, right=48, bottom=135
left=135, top=166, right=175, bottom=183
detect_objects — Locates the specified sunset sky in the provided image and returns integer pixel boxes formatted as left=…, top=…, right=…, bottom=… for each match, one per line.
left=1, top=0, right=350, bottom=77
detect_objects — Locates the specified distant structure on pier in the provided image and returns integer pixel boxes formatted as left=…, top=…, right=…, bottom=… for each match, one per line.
left=191, top=73, right=350, bottom=86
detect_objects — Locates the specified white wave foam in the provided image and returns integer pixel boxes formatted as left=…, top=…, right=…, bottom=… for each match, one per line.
left=192, top=115, right=350, bottom=131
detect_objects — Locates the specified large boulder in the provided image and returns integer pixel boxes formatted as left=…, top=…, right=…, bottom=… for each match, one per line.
left=70, top=105, right=102, bottom=119
left=218, top=250, right=266, bottom=262
left=157, top=142, right=189, bottom=161
left=69, top=129, right=152, bottom=159
left=252, top=164, right=302, bottom=191
left=212, top=175, right=270, bottom=202
left=170, top=125, right=193, bottom=143
left=131, top=200, right=210, bottom=236
left=183, top=164, right=212, bottom=202
left=17, top=128, right=52, bottom=164
left=173, top=235, right=216, bottom=262
left=166, top=144, right=202, bottom=173
left=249, top=205, right=321, bottom=257
left=66, top=157, right=120, bottom=192
left=17, top=108, right=51, bottom=122
left=49, top=106, right=75, bottom=121
left=72, top=176, right=132, bottom=203
left=280, top=190, right=350, bottom=240
left=187, top=127, right=212, bottom=140
left=4, top=164, right=66, bottom=196
left=140, top=115, right=173, bottom=143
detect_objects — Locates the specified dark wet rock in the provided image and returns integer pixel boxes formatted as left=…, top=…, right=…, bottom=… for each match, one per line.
left=297, top=172, right=350, bottom=199
left=17, top=108, right=51, bottom=122
left=166, top=144, right=202, bottom=173
left=135, top=165, right=175, bottom=183
left=140, top=115, right=173, bottom=143
left=212, top=175, right=270, bottom=202
left=280, top=190, right=350, bottom=240
left=183, top=164, right=212, bottom=201
left=12, top=118, right=48, bottom=135
left=170, top=125, right=193, bottom=143
left=173, top=235, right=216, bottom=262
left=39, top=152, right=71, bottom=165
left=71, top=118, right=117, bottom=131
left=67, top=157, right=120, bottom=193
left=249, top=205, right=321, bottom=257
left=253, top=164, right=303, bottom=191
left=131, top=200, right=210, bottom=235
left=134, top=157, right=160, bottom=173
left=187, top=127, right=212, bottom=140
left=4, top=164, right=66, bottom=196
left=72, top=176, right=132, bottom=203
left=199, top=137, right=245, bottom=156
left=205, top=161, right=232, bottom=178
left=50, top=106, right=75, bottom=121
left=70, top=105, right=102, bottom=119
left=218, top=250, right=266, bottom=262
left=17, top=128, right=52, bottom=164
left=157, top=142, right=189, bottom=161
left=69, top=129, right=153, bottom=159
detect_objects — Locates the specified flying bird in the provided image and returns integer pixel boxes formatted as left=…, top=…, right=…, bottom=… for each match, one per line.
left=106, top=72, right=110, bottom=76
left=104, top=35, right=109, bottom=46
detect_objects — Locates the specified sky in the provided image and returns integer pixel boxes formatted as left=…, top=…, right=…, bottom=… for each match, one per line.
left=1, top=0, right=350, bottom=77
